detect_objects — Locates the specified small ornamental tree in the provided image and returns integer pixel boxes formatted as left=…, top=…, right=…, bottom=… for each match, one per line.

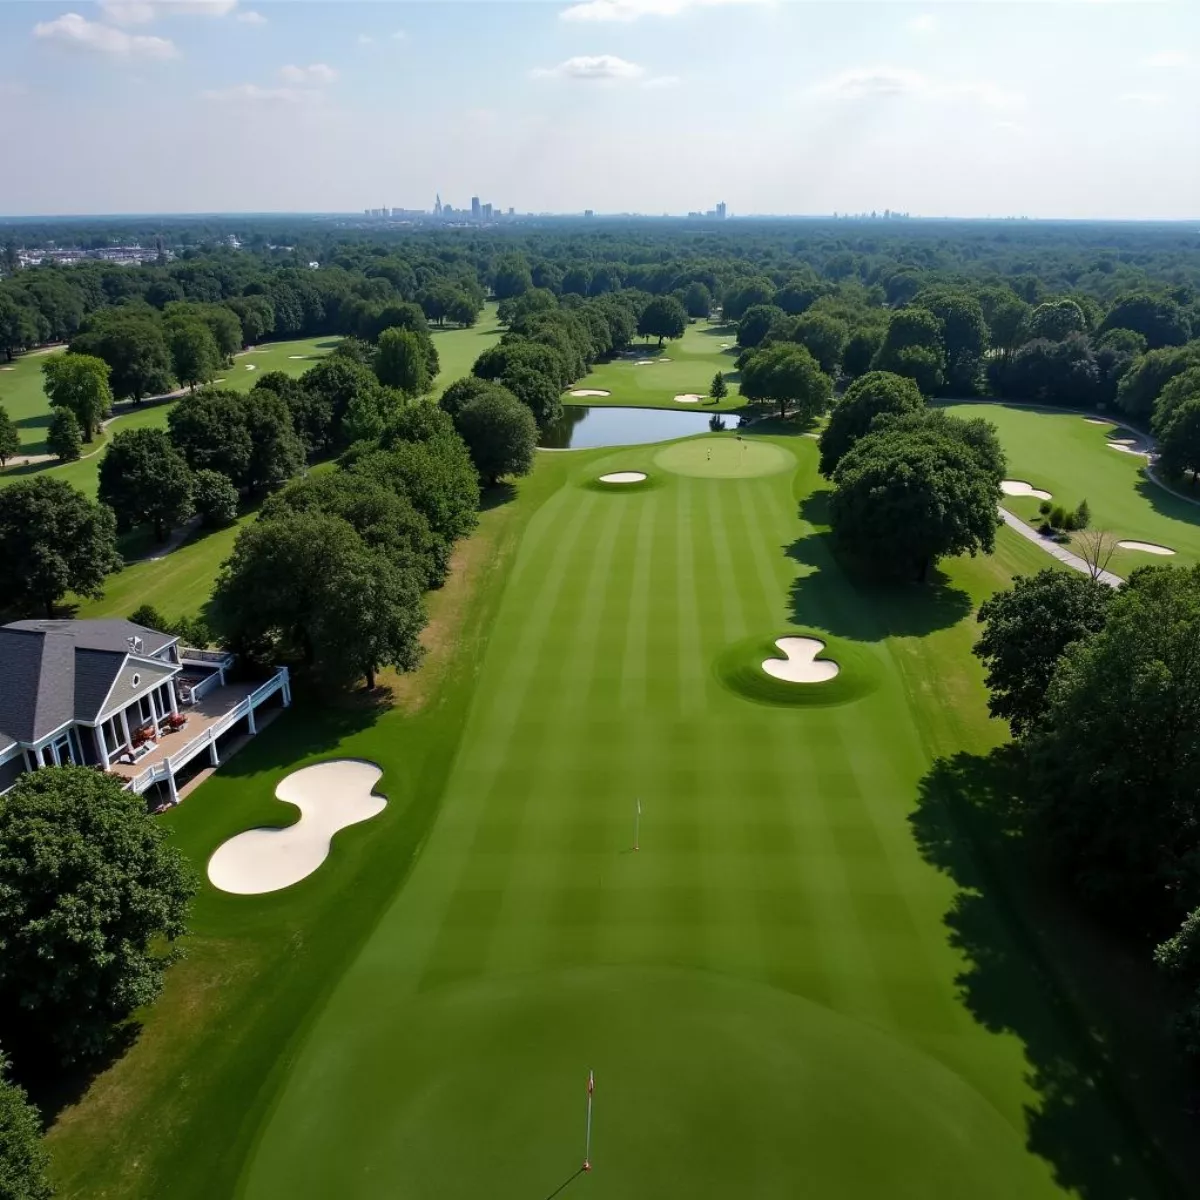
left=47, top=407, right=82, bottom=462
left=710, top=371, right=728, bottom=401
left=637, top=296, right=688, bottom=347
left=0, top=404, right=19, bottom=466
left=43, top=352, right=112, bottom=440
left=0, top=767, right=197, bottom=1064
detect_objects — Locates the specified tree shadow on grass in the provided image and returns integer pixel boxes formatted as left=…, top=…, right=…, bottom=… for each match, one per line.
left=785, top=492, right=972, bottom=641
left=1135, top=475, right=1200, bottom=528
left=15, top=1023, right=141, bottom=1128
left=911, top=749, right=1196, bottom=1200
left=480, top=481, right=518, bottom=512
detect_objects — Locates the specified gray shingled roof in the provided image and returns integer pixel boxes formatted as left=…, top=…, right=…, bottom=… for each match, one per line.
left=0, top=619, right=177, bottom=747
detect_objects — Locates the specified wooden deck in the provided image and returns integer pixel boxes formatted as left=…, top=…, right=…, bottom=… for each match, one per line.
left=108, top=682, right=260, bottom=780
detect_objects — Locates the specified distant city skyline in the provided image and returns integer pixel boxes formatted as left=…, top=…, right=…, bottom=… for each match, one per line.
left=1, top=2, right=1198, bottom=219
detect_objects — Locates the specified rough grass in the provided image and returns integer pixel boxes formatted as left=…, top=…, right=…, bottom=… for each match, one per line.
left=44, top=429, right=1195, bottom=1200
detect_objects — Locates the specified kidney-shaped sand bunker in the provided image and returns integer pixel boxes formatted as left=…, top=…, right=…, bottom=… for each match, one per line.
left=208, top=759, right=386, bottom=895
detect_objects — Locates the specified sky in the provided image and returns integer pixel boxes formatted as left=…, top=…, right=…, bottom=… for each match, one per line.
left=1, top=0, right=1198, bottom=219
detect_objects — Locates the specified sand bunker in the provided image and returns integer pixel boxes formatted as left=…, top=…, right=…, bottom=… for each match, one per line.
left=761, top=637, right=839, bottom=684
left=1001, top=479, right=1053, bottom=501
left=1107, top=442, right=1146, bottom=456
left=674, top=394, right=703, bottom=403
left=599, top=471, right=647, bottom=484
left=1083, top=417, right=1109, bottom=425
left=0, top=366, right=13, bottom=372
left=245, top=364, right=257, bottom=371
left=1117, top=540, right=1175, bottom=556
left=207, top=760, right=386, bottom=895
left=288, top=355, right=307, bottom=360
left=634, top=359, right=658, bottom=366
left=570, top=389, right=611, bottom=397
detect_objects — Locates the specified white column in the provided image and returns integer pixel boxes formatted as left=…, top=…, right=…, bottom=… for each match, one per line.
left=208, top=736, right=220, bottom=767
left=119, top=706, right=132, bottom=753
left=247, top=703, right=257, bottom=736
left=34, top=744, right=45, bottom=768
left=168, top=680, right=179, bottom=717
left=166, top=771, right=178, bottom=805
left=218, top=664, right=227, bottom=687
left=282, top=668, right=291, bottom=707
left=147, top=689, right=160, bottom=739
left=95, top=725, right=110, bottom=770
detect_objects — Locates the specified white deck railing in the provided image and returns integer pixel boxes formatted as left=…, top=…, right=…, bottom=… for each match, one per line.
left=179, top=647, right=235, bottom=666
left=182, top=671, right=224, bottom=705
left=128, top=666, right=289, bottom=794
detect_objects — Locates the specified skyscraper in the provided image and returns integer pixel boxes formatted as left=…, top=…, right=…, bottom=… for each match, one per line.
left=471, top=196, right=481, bottom=220
left=434, top=193, right=442, bottom=217
left=716, top=201, right=727, bottom=220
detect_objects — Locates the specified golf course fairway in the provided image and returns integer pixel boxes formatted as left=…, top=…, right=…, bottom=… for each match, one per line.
left=212, top=433, right=1162, bottom=1199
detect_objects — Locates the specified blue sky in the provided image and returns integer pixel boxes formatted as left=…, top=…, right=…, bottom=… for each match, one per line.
left=1, top=1, right=1198, bottom=218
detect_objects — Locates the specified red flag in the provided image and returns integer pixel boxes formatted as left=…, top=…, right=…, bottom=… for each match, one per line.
left=587, top=1070, right=595, bottom=1096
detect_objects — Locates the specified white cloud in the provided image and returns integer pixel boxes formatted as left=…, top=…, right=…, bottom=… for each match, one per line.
left=532, top=54, right=645, bottom=81
left=278, top=63, right=338, bottom=85
left=33, top=13, right=178, bottom=58
left=99, top=0, right=238, bottom=24
left=1120, top=91, right=1167, bottom=105
left=357, top=34, right=375, bottom=46
left=811, top=67, right=1023, bottom=111
left=202, top=82, right=312, bottom=104
left=907, top=14, right=937, bottom=34
left=643, top=74, right=681, bottom=89
left=560, top=0, right=765, bottom=22
left=235, top=10, right=266, bottom=25
left=1139, top=51, right=1191, bottom=69
left=391, top=30, right=407, bottom=41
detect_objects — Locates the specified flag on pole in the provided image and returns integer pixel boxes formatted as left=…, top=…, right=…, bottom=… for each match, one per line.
left=637, top=799, right=641, bottom=816
left=588, top=1069, right=595, bottom=1096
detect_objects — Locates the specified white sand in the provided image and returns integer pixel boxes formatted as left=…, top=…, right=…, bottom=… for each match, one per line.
left=245, top=364, right=257, bottom=371
left=762, top=637, right=839, bottom=684
left=674, top=394, right=703, bottom=404
left=0, top=366, right=13, bottom=372
left=599, top=471, right=647, bottom=484
left=1001, top=479, right=1053, bottom=501
left=1110, top=437, right=1137, bottom=445
left=570, top=389, right=611, bottom=397
left=1117, top=540, right=1175, bottom=556
left=1107, top=443, right=1146, bottom=456
left=720, top=343, right=731, bottom=348
left=207, top=760, right=386, bottom=895
left=1083, top=417, right=1109, bottom=425
left=288, top=355, right=307, bottom=360
left=634, top=359, right=658, bottom=366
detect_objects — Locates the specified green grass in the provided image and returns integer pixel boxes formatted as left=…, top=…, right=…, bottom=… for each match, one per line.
left=428, top=303, right=502, bottom=397
left=943, top=401, right=1200, bottom=577
left=45, top=430, right=1189, bottom=1200
left=0, top=345, right=66, bottom=455
left=567, top=320, right=744, bottom=412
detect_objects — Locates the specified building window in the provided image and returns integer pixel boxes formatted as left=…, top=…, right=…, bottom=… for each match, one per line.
left=131, top=673, right=141, bottom=688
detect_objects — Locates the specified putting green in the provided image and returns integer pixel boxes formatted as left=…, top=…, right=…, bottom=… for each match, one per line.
left=241, top=967, right=1046, bottom=1199
left=654, top=436, right=794, bottom=479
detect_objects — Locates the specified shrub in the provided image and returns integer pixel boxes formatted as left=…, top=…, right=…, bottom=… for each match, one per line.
left=1038, top=499, right=1052, bottom=516
left=1049, top=505, right=1068, bottom=529
left=47, top=407, right=83, bottom=462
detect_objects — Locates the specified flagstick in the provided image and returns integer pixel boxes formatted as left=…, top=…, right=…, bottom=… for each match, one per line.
left=634, top=798, right=640, bottom=852
left=584, top=1070, right=594, bottom=1172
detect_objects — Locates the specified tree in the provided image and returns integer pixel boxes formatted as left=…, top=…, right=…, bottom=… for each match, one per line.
left=0, top=767, right=196, bottom=1064
left=168, top=320, right=220, bottom=390
left=842, top=326, right=885, bottom=379
left=0, top=477, right=121, bottom=615
left=721, top=277, right=775, bottom=321
left=1116, top=343, right=1200, bottom=421
left=492, top=254, right=533, bottom=300
left=912, top=288, right=989, bottom=394
left=342, top=385, right=405, bottom=446
left=439, top=375, right=499, bottom=419
left=738, top=342, right=832, bottom=421
left=1075, top=528, right=1119, bottom=582
left=71, top=315, right=173, bottom=403
left=1026, top=565, right=1200, bottom=924
left=0, top=1053, right=53, bottom=1200
left=1100, top=291, right=1191, bottom=350
left=872, top=308, right=947, bottom=395
left=637, top=296, right=688, bottom=347
left=454, top=389, right=538, bottom=485
left=499, top=365, right=563, bottom=431
left=242, top=390, right=306, bottom=495
left=830, top=419, right=1001, bottom=580
left=1001, top=334, right=1100, bottom=407
left=974, top=569, right=1112, bottom=737
left=375, top=327, right=430, bottom=396
left=710, top=371, right=728, bottom=401
left=167, top=388, right=252, bottom=482
left=42, top=352, right=112, bottom=441
left=0, top=293, right=43, bottom=361
left=211, top=510, right=426, bottom=690
left=1025, top=299, right=1088, bottom=342
left=98, top=427, right=194, bottom=541
left=47, top=407, right=82, bottom=462
left=1155, top=909, right=1200, bottom=1058
left=785, top=311, right=849, bottom=376
left=1150, top=366, right=1200, bottom=436
left=1157, top=396, right=1200, bottom=484
left=736, top=304, right=784, bottom=350
left=296, top=358, right=378, bottom=450
left=0, top=404, right=19, bottom=466
left=818, top=370, right=924, bottom=476
left=683, top=281, right=712, bottom=319
left=192, top=467, right=239, bottom=528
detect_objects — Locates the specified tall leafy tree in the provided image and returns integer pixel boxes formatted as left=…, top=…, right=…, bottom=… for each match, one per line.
left=98, top=427, right=194, bottom=541
left=974, top=569, right=1112, bottom=737
left=818, top=370, right=924, bottom=476
left=212, top=510, right=426, bottom=689
left=1116, top=344, right=1200, bottom=421
left=42, top=352, right=112, bottom=441
left=191, top=468, right=239, bottom=528
left=492, top=254, right=533, bottom=300
left=0, top=767, right=196, bottom=1064
left=0, top=477, right=121, bottom=615
left=788, top=311, right=850, bottom=376
left=71, top=315, right=173, bottom=403
left=1025, top=298, right=1088, bottom=341
left=1150, top=366, right=1200, bottom=436
left=243, top=389, right=306, bottom=495
left=911, top=289, right=989, bottom=394
left=736, top=304, right=785, bottom=350
left=739, top=342, right=832, bottom=421
left=0, top=403, right=19, bottom=466
left=1027, top=565, right=1200, bottom=924
left=1100, top=291, right=1191, bottom=350
left=0, top=1053, right=54, bottom=1200
left=637, top=296, right=688, bottom=347
left=454, top=388, right=538, bottom=486
left=375, top=327, right=430, bottom=396
left=1157, top=396, right=1200, bottom=484
left=682, top=281, right=712, bottom=318
left=830, top=417, right=1001, bottom=580
left=47, top=407, right=82, bottom=462
left=872, top=308, right=947, bottom=395
left=167, top=388, right=252, bottom=482
left=710, top=371, right=728, bottom=401
left=168, top=320, right=220, bottom=390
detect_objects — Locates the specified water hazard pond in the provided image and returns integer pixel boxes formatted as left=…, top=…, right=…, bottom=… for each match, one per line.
left=540, top=405, right=742, bottom=450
